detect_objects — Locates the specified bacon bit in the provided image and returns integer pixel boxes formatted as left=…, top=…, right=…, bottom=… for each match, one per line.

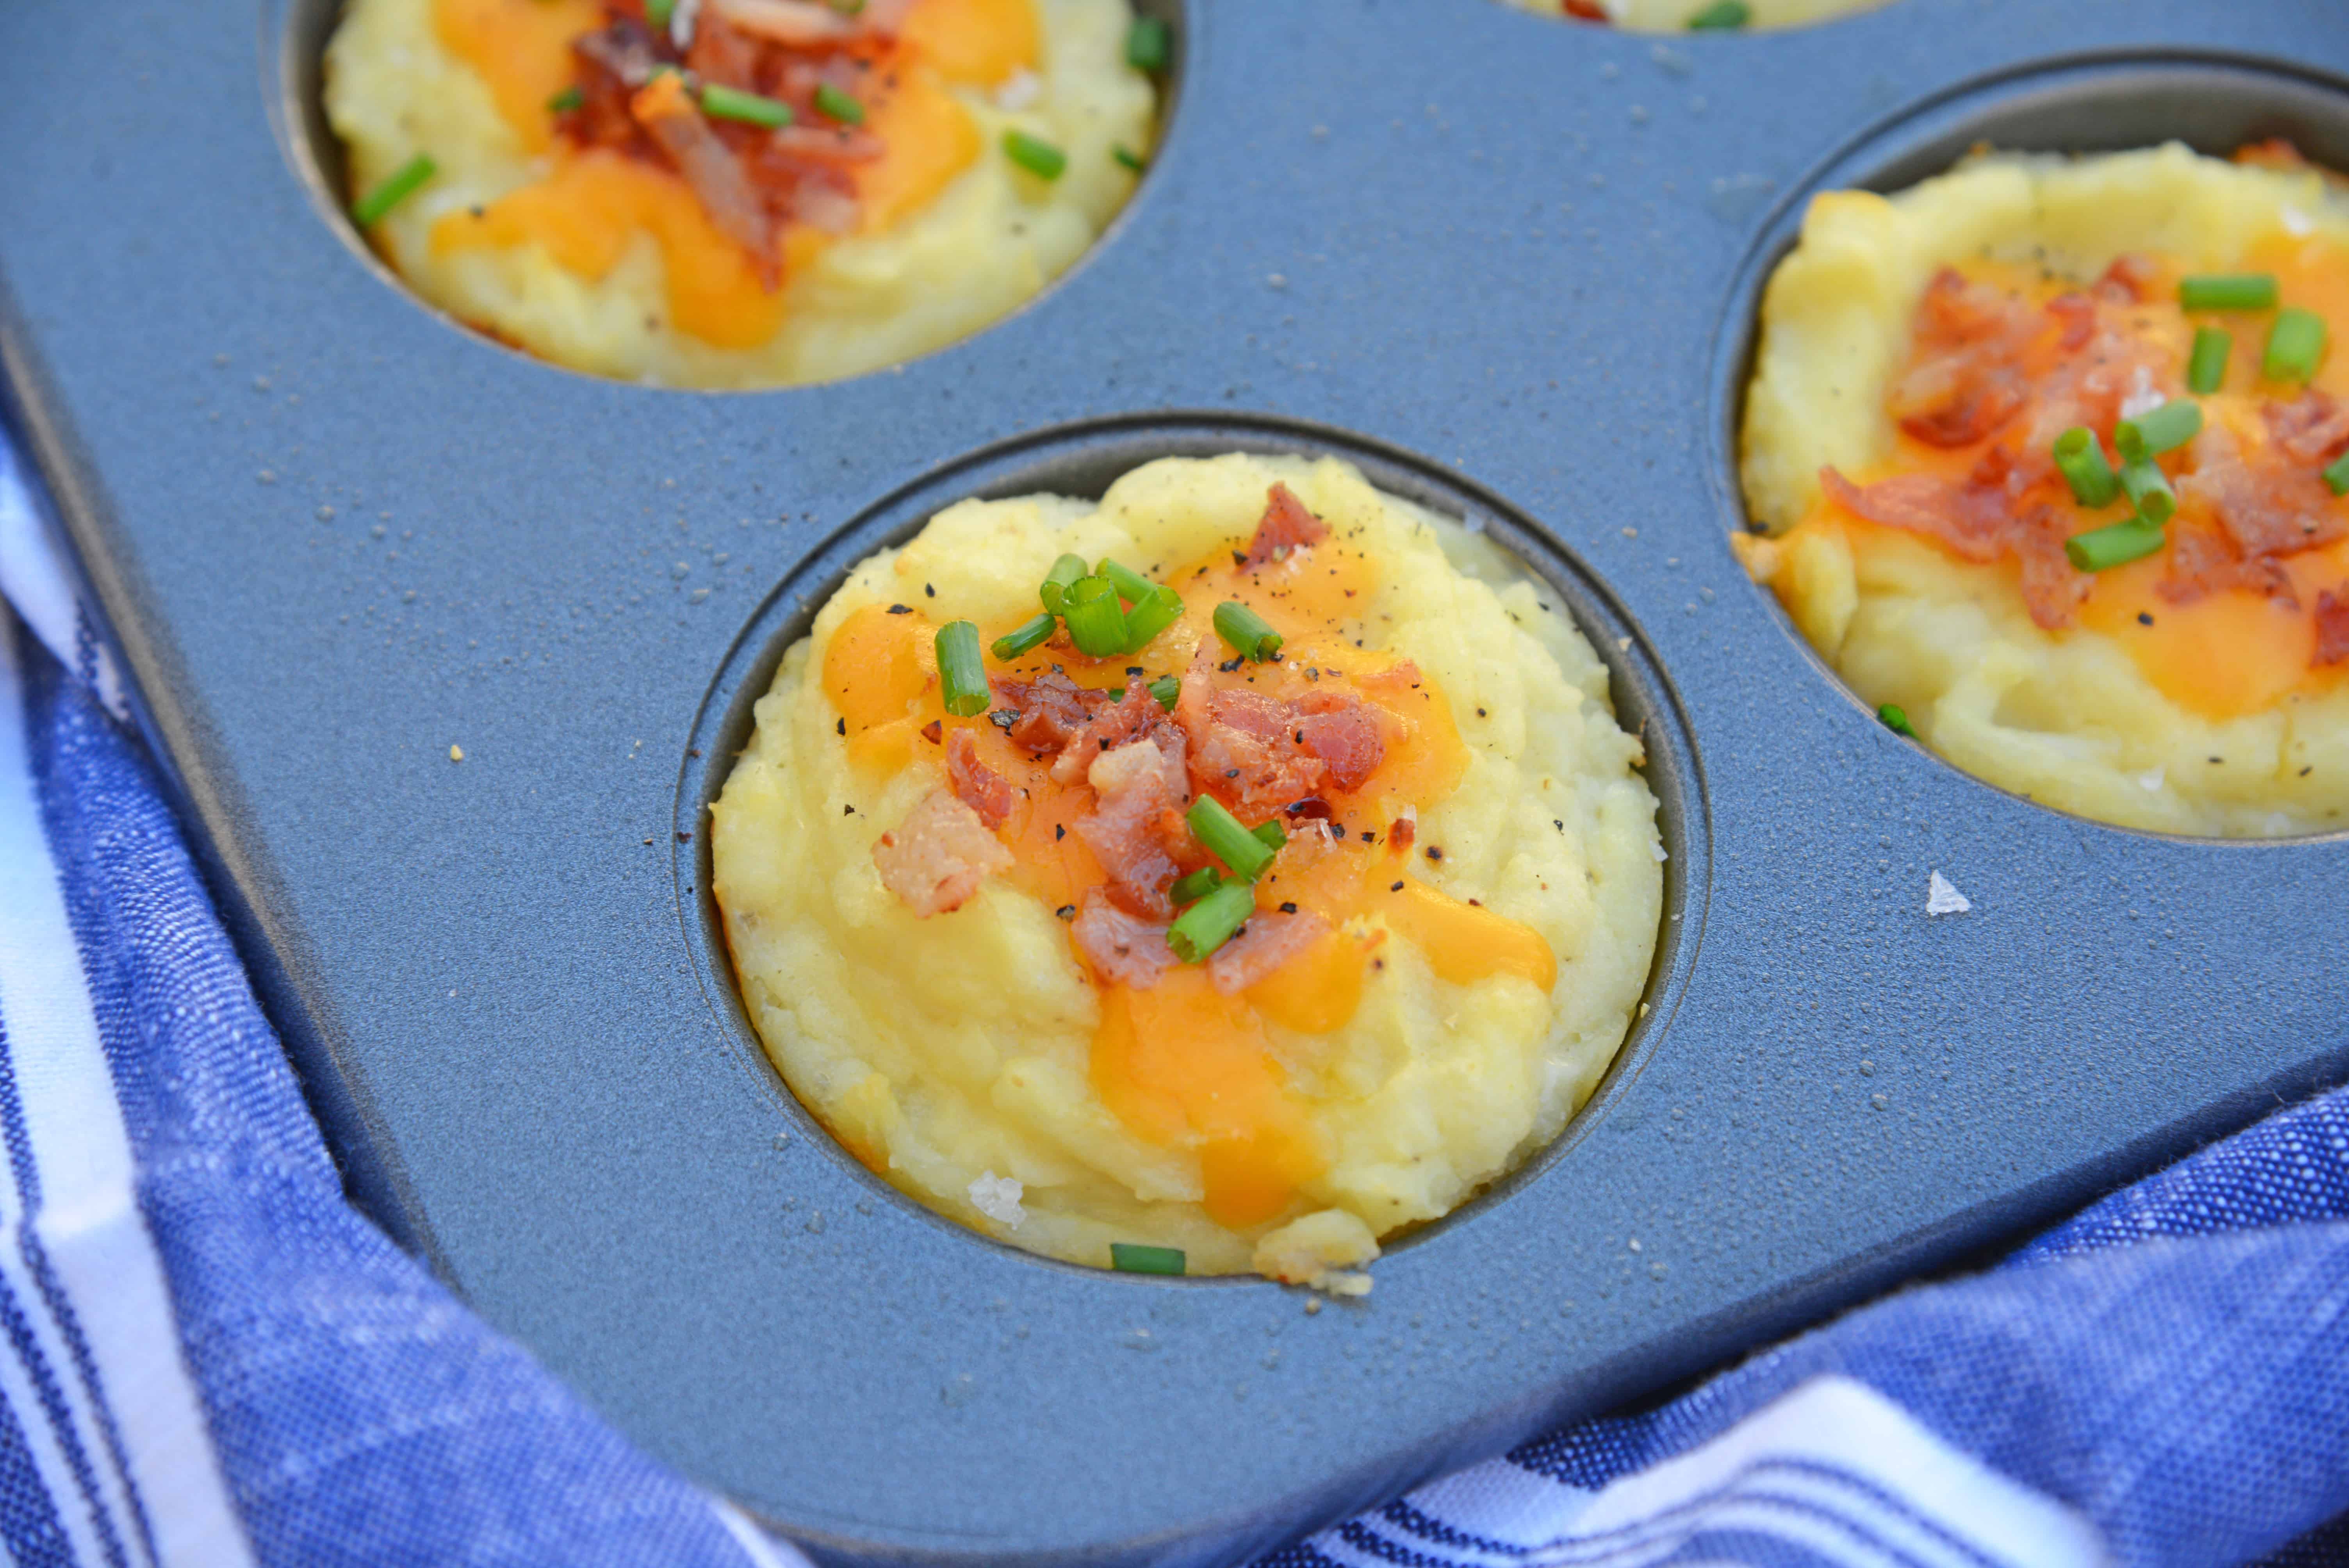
left=1069, top=889, right=1177, bottom=989
left=1050, top=673, right=1175, bottom=786
left=1207, top=909, right=1330, bottom=994
left=1886, top=268, right=2042, bottom=448
left=2316, top=589, right=2349, bottom=668
left=993, top=670, right=1106, bottom=754
left=1283, top=796, right=1334, bottom=821
left=2264, top=389, right=2349, bottom=464
left=2181, top=425, right=2345, bottom=560
left=920, top=720, right=943, bottom=744
left=1294, top=691, right=1385, bottom=791
left=628, top=70, right=778, bottom=287
left=872, top=788, right=1011, bottom=916
left=1820, top=463, right=2085, bottom=629
left=1076, top=741, right=1188, bottom=919
left=2158, top=526, right=2299, bottom=609
left=2236, top=137, right=2313, bottom=173
left=2093, top=254, right=2162, bottom=305
left=1387, top=815, right=1416, bottom=855
left=1238, top=483, right=1330, bottom=569
left=1561, top=0, right=1611, bottom=17
left=945, top=729, right=1016, bottom=829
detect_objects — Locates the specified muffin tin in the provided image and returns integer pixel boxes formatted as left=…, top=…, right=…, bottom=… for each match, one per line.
left=4, top=2, right=2347, bottom=1563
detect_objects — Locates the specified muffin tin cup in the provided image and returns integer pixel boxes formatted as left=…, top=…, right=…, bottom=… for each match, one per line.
left=4, top=2, right=2348, bottom=1563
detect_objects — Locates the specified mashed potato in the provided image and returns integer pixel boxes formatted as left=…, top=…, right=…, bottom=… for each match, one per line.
left=1739, top=144, right=2349, bottom=837
left=711, top=455, right=1662, bottom=1283
left=325, top=0, right=1152, bottom=387
left=1500, top=0, right=1886, bottom=30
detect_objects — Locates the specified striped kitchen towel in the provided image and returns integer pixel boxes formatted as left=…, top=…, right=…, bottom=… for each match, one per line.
left=3, top=423, right=2347, bottom=1568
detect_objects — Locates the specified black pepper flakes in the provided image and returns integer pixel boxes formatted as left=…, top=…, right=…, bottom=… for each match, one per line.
left=843, top=804, right=856, bottom=815
left=925, top=584, right=936, bottom=598
left=1056, top=905, right=1076, bottom=920
left=1055, top=822, right=1066, bottom=840
left=1388, top=880, right=1404, bottom=892
left=2137, top=611, right=2155, bottom=626
left=886, top=604, right=913, bottom=615
left=836, top=718, right=847, bottom=736
left=1426, top=846, right=1443, bottom=861
left=1280, top=902, right=1298, bottom=914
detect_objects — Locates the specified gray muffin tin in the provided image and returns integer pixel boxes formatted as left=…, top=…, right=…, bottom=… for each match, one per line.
left=4, top=1, right=2347, bottom=1562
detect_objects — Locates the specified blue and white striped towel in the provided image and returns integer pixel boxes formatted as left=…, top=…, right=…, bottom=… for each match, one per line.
left=2, top=421, right=2347, bottom=1568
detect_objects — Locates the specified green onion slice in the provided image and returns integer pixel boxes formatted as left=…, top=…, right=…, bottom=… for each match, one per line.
left=1188, top=795, right=1276, bottom=881
left=352, top=153, right=437, bottom=226
left=1003, top=129, right=1067, bottom=180
left=1148, top=674, right=1180, bottom=710
left=1167, top=881, right=1256, bottom=964
left=1098, top=558, right=1156, bottom=605
left=1109, top=1242, right=1185, bottom=1275
left=1251, top=818, right=1287, bottom=853
left=2064, top=517, right=2167, bottom=574
left=2188, top=327, right=2232, bottom=395
left=2265, top=306, right=2329, bottom=384
left=1121, top=587, right=1185, bottom=653
left=1213, top=600, right=1283, bottom=663
left=2051, top=427, right=2120, bottom=508
left=2119, top=458, right=2177, bottom=527
left=702, top=84, right=793, bottom=128
left=547, top=84, right=584, bottom=114
left=1125, top=16, right=1170, bottom=71
left=990, top=613, right=1057, bottom=661
left=1114, top=144, right=1147, bottom=173
left=1039, top=552, right=1089, bottom=615
left=646, top=0, right=675, bottom=25
left=1877, top=704, right=1917, bottom=739
left=1169, top=866, right=1223, bottom=906
left=2325, top=450, right=2349, bottom=498
left=813, top=82, right=865, bottom=125
left=2115, top=399, right=2203, bottom=463
left=936, top=622, right=990, bottom=716
left=1062, top=576, right=1129, bottom=657
left=1686, top=0, right=1751, bottom=27
left=2178, top=273, right=2279, bottom=312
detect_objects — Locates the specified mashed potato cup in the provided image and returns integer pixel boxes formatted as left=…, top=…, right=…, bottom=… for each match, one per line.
left=1739, top=143, right=2349, bottom=838
left=326, top=0, right=1155, bottom=387
left=711, top=454, right=1663, bottom=1288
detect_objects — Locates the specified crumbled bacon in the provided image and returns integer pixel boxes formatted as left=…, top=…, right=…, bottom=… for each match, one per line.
left=1190, top=692, right=1328, bottom=814
left=872, top=788, right=1011, bottom=917
left=1387, top=814, right=1416, bottom=855
left=2316, top=589, right=2349, bottom=668
left=1886, top=268, right=2042, bottom=447
left=1069, top=890, right=1176, bottom=989
left=1293, top=691, right=1385, bottom=792
left=1050, top=674, right=1175, bottom=786
left=2264, top=390, right=2349, bottom=464
left=709, top=0, right=912, bottom=45
left=2181, top=426, right=2345, bottom=559
left=945, top=729, right=1016, bottom=830
left=992, top=670, right=1107, bottom=754
left=1207, top=909, right=1330, bottom=995
left=2158, top=526, right=2298, bottom=609
left=1238, top=483, right=1329, bottom=569
left=628, top=71, right=777, bottom=286
left=1820, top=463, right=2085, bottom=629
left=2093, top=254, right=2161, bottom=305
left=1075, top=740, right=1188, bottom=919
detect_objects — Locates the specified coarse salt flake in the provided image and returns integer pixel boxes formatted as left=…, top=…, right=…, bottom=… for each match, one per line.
left=1651, top=839, right=1668, bottom=862
left=1925, top=870, right=1971, bottom=916
left=670, top=0, right=700, bottom=50
left=2284, top=206, right=2316, bottom=237
left=2119, top=366, right=2164, bottom=421
left=2137, top=766, right=2165, bottom=792
left=994, top=69, right=1041, bottom=112
left=968, top=1171, right=1024, bottom=1228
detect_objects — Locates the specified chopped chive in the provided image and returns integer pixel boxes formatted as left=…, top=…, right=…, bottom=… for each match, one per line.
left=1039, top=552, right=1089, bottom=615
left=1003, top=129, right=1067, bottom=180
left=351, top=153, right=437, bottom=226
left=1686, top=0, right=1751, bottom=27
left=2119, top=458, right=2176, bottom=527
left=702, top=84, right=793, bottom=128
left=1167, top=881, right=1256, bottom=964
left=1877, top=703, right=1917, bottom=739
left=1148, top=674, right=1180, bottom=709
left=1113, top=144, right=1147, bottom=172
left=1169, top=866, right=1223, bottom=906
left=936, top=621, right=989, bottom=716
left=1062, top=576, right=1129, bottom=657
left=1251, top=818, right=1287, bottom=853
left=2179, top=273, right=2278, bottom=312
left=1121, top=586, right=1185, bottom=652
left=1098, top=558, right=1157, bottom=605
left=828, top=0, right=866, bottom=12
left=2265, top=306, right=2328, bottom=383
left=2114, top=399, right=2203, bottom=463
left=2052, top=427, right=2120, bottom=508
left=813, top=82, right=865, bottom=125
left=2188, top=327, right=2232, bottom=395
left=548, top=84, right=584, bottom=114
left=1188, top=795, right=1276, bottom=881
left=1213, top=600, right=1282, bottom=663
left=646, top=0, right=675, bottom=25
left=991, top=613, right=1057, bottom=661
left=1125, top=16, right=1170, bottom=71
left=2064, top=517, right=2166, bottom=573
left=1110, top=1241, right=1185, bottom=1275
left=2326, top=450, right=2349, bottom=497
